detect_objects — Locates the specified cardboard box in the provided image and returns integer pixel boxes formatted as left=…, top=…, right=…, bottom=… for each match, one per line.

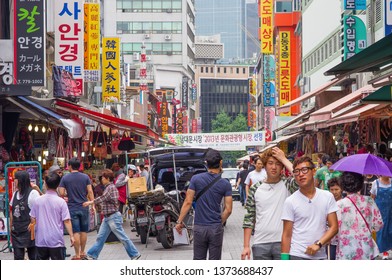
left=128, top=177, right=147, bottom=196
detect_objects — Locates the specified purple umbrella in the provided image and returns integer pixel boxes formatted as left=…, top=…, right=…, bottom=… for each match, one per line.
left=330, top=154, right=392, bottom=176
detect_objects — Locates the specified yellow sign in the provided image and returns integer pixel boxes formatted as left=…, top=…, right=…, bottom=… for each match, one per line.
left=249, top=78, right=256, bottom=96
left=279, top=31, right=291, bottom=116
left=84, top=3, right=100, bottom=82
left=261, top=0, right=273, bottom=54
left=102, top=37, right=120, bottom=102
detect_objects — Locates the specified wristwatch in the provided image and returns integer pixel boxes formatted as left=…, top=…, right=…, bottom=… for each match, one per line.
left=314, top=240, right=322, bottom=249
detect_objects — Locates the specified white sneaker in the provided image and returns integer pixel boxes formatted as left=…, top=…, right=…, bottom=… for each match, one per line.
left=382, top=252, right=389, bottom=260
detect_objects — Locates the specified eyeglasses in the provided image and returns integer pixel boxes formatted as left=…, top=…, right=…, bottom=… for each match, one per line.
left=292, top=167, right=313, bottom=176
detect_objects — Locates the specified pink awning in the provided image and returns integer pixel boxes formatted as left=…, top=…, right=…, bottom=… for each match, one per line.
left=326, top=104, right=381, bottom=127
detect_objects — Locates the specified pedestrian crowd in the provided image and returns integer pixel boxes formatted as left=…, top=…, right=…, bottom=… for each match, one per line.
left=6, top=147, right=392, bottom=260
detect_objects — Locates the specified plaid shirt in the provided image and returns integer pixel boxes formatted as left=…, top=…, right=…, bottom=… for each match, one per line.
left=94, top=183, right=119, bottom=216
left=242, top=176, right=298, bottom=229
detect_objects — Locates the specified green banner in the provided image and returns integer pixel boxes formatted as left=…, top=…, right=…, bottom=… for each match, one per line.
left=343, top=15, right=367, bottom=60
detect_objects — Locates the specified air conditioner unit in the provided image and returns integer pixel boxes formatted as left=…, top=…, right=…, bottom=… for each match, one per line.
left=133, top=53, right=140, bottom=61
left=146, top=56, right=151, bottom=61
left=144, top=34, right=151, bottom=39
left=117, top=30, right=123, bottom=34
left=166, top=9, right=172, bottom=13
left=164, top=34, right=172, bottom=41
left=167, top=51, right=173, bottom=56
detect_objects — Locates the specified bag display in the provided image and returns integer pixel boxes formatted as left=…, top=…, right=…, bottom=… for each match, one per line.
left=93, top=126, right=108, bottom=160
left=52, top=65, right=81, bottom=98
left=118, top=132, right=135, bottom=151
left=111, top=134, right=122, bottom=155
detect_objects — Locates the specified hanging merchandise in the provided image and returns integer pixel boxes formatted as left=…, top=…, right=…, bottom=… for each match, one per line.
left=118, top=132, right=135, bottom=151
left=93, top=130, right=108, bottom=160
left=52, top=65, right=81, bottom=99
left=47, top=129, right=57, bottom=158
left=56, top=133, right=66, bottom=168
left=111, top=133, right=122, bottom=155
left=89, top=125, right=108, bottom=144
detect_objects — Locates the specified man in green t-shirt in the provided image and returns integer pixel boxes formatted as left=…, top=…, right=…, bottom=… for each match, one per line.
left=314, top=155, right=342, bottom=190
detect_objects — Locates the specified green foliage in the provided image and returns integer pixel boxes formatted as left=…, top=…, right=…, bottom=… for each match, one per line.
left=211, top=112, right=248, bottom=167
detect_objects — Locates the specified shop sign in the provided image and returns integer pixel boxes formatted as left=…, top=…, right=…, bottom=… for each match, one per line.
left=181, top=76, right=189, bottom=109
left=191, top=119, right=197, bottom=133
left=260, top=0, right=273, bottom=54
left=249, top=78, right=256, bottom=96
left=343, top=15, right=367, bottom=60
left=176, top=109, right=184, bottom=134
left=84, top=3, right=100, bottom=82
left=385, top=0, right=392, bottom=36
left=102, top=37, right=120, bottom=102
left=165, top=131, right=266, bottom=151
left=264, top=107, right=275, bottom=142
left=343, top=0, right=366, bottom=10
left=263, top=54, right=275, bottom=107
left=191, top=83, right=197, bottom=102
left=263, top=81, right=275, bottom=107
left=13, top=0, right=45, bottom=87
left=278, top=31, right=291, bottom=116
left=55, top=0, right=84, bottom=95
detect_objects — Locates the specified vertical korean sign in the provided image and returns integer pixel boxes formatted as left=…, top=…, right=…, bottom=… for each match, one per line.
left=263, top=54, right=276, bottom=106
left=102, top=38, right=120, bottom=102
left=55, top=0, right=84, bottom=95
left=385, top=0, right=392, bottom=36
left=13, top=0, right=45, bottom=87
left=260, top=0, right=273, bottom=54
left=279, top=31, right=291, bottom=116
left=84, top=3, right=100, bottom=82
left=343, top=15, right=366, bottom=60
left=248, top=76, right=256, bottom=130
left=182, top=76, right=189, bottom=109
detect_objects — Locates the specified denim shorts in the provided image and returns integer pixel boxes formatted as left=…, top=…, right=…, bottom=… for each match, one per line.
left=70, top=209, right=90, bottom=233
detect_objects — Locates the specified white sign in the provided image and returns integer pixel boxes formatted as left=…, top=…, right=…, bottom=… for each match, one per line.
left=165, top=131, right=266, bottom=151
left=54, top=0, right=84, bottom=79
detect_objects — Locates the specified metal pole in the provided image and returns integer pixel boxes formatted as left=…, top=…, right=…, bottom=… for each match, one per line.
left=172, top=151, right=179, bottom=203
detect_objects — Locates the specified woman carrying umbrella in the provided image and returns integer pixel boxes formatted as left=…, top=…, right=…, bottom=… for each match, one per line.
left=335, top=172, right=383, bottom=260
left=371, top=175, right=392, bottom=259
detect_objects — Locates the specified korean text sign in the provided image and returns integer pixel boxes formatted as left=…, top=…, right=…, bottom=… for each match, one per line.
left=263, top=55, right=275, bottom=106
left=84, top=3, right=100, bottom=82
left=260, top=0, right=273, bottom=54
left=343, top=15, right=367, bottom=60
left=165, top=131, right=266, bottom=151
left=55, top=0, right=84, bottom=94
left=102, top=37, right=120, bottom=102
left=13, top=0, right=45, bottom=86
left=279, top=31, right=291, bottom=116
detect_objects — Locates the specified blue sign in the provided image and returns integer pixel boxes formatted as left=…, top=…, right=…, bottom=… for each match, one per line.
left=263, top=81, right=275, bottom=107
left=344, top=0, right=366, bottom=10
left=386, top=0, right=392, bottom=36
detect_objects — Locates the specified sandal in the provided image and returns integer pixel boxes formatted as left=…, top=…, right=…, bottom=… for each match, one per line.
left=71, top=256, right=81, bottom=260
left=80, top=253, right=87, bottom=259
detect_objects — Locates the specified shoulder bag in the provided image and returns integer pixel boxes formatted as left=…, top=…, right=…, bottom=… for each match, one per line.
left=195, top=174, right=222, bottom=202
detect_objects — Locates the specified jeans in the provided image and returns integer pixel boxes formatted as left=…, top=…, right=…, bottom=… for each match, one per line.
left=252, top=242, right=281, bottom=260
left=239, top=185, right=247, bottom=204
left=70, top=209, right=90, bottom=232
left=87, top=212, right=139, bottom=259
left=193, top=224, right=224, bottom=260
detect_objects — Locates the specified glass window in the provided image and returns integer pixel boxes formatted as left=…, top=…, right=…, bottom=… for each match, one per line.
left=152, top=1, right=162, bottom=10
left=133, top=43, right=142, bottom=52
left=142, top=0, right=152, bottom=9
left=153, top=22, right=162, bottom=32
left=236, top=68, right=239, bottom=74
left=153, top=43, right=162, bottom=52
left=201, top=67, right=203, bottom=73
left=172, top=43, right=182, bottom=51
left=224, top=67, right=226, bottom=73
left=243, top=68, right=246, bottom=74
left=217, top=67, right=220, bottom=73
left=206, top=67, right=209, bottom=73
left=162, top=43, right=172, bottom=51
left=172, top=0, right=182, bottom=9
left=133, top=1, right=142, bottom=9
left=123, top=0, right=131, bottom=9
left=172, top=22, right=182, bottom=32
left=133, top=22, right=143, bottom=33
left=162, top=22, right=172, bottom=32
left=162, top=0, right=171, bottom=9
left=117, top=0, right=122, bottom=9
left=122, top=43, right=132, bottom=52
left=143, top=22, right=152, bottom=33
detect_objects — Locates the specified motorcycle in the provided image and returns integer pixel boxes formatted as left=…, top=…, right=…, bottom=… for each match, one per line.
left=128, top=195, right=155, bottom=244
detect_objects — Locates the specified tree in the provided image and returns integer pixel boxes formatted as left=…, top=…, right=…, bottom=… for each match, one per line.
left=211, top=112, right=248, bottom=167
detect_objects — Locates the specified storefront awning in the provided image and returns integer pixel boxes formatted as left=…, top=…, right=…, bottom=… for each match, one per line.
left=325, top=104, right=381, bottom=127
left=271, top=133, right=301, bottom=144
left=325, top=33, right=392, bottom=76
left=54, top=99, right=165, bottom=143
left=308, top=84, right=375, bottom=122
left=361, top=85, right=392, bottom=104
left=276, top=77, right=346, bottom=114
left=6, top=96, right=84, bottom=138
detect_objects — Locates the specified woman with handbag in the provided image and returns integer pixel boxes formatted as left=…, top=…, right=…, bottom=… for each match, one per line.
left=336, top=172, right=384, bottom=260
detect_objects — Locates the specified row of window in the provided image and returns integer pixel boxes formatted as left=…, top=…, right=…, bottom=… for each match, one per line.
left=116, top=0, right=182, bottom=12
left=117, top=21, right=182, bottom=34
left=121, top=43, right=182, bottom=55
left=303, top=31, right=340, bottom=74
left=200, top=79, right=249, bottom=95
left=197, top=66, right=247, bottom=75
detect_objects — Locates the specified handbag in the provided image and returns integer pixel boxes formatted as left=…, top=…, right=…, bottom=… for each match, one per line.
left=89, top=125, right=108, bottom=144
left=118, top=132, right=135, bottom=151
left=93, top=128, right=107, bottom=160
left=111, top=134, right=122, bottom=155
left=52, top=65, right=65, bottom=97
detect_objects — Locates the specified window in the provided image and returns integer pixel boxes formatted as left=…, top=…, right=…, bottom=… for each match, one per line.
left=201, top=67, right=204, bottom=73
left=217, top=67, right=220, bottom=73
left=211, top=67, right=213, bottom=73
left=243, top=68, right=246, bottom=74
left=236, top=68, right=239, bottom=74
left=224, top=67, right=227, bottom=73
left=206, top=67, right=209, bottom=73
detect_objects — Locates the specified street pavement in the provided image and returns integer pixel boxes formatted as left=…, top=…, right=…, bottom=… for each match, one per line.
left=0, top=200, right=247, bottom=260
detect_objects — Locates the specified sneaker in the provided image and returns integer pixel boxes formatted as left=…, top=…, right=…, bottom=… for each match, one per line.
left=382, top=252, right=389, bottom=260
left=131, top=254, right=141, bottom=260
left=82, top=255, right=96, bottom=260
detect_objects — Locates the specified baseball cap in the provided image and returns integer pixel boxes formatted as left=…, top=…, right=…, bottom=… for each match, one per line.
left=48, top=165, right=61, bottom=174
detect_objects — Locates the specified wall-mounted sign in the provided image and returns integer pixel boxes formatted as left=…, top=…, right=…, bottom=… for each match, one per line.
left=343, top=15, right=367, bottom=60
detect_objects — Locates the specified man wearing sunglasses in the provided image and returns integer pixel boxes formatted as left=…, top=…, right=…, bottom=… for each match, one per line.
left=281, top=157, right=338, bottom=260
left=241, top=147, right=297, bottom=260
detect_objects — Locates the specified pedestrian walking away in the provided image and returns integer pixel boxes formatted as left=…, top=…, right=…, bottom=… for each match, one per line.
left=281, top=156, right=338, bottom=260
left=10, top=170, right=40, bottom=260
left=175, top=148, right=232, bottom=260
left=242, top=147, right=298, bottom=260
left=58, top=157, right=94, bottom=260
left=83, top=169, right=141, bottom=260
left=29, top=173, right=75, bottom=260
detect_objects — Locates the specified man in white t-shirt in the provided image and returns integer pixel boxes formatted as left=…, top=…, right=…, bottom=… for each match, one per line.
left=241, top=147, right=297, bottom=260
left=244, top=157, right=267, bottom=198
left=281, top=157, right=338, bottom=260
